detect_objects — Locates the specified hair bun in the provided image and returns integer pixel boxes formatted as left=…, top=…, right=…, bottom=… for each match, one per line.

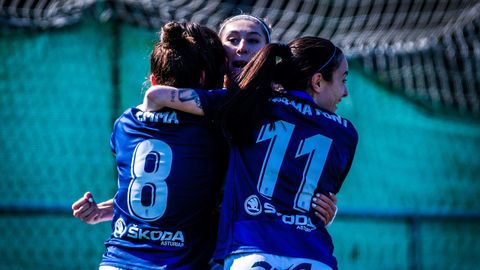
left=161, top=21, right=192, bottom=48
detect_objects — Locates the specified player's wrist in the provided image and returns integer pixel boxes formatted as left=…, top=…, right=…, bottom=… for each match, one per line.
left=95, top=201, right=114, bottom=222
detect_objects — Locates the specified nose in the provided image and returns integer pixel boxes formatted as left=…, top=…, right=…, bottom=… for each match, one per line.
left=342, top=88, right=348, bottom=97
left=236, top=39, right=248, bottom=54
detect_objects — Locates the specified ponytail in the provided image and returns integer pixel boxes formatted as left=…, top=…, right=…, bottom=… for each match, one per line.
left=219, top=43, right=293, bottom=143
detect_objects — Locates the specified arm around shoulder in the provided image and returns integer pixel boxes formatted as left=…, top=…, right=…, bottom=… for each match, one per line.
left=142, top=85, right=205, bottom=115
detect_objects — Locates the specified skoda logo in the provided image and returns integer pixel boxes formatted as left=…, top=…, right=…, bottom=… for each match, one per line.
left=244, top=195, right=262, bottom=216
left=113, top=217, right=127, bottom=238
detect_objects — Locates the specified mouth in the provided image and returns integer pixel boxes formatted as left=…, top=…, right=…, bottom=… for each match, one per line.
left=232, top=60, right=248, bottom=68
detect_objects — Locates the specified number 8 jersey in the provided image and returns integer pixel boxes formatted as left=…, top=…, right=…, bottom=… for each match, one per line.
left=102, top=107, right=228, bottom=270
left=201, top=90, right=358, bottom=270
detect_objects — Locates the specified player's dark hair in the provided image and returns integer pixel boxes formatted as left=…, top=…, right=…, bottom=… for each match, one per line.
left=190, top=24, right=227, bottom=89
left=219, top=36, right=344, bottom=143
left=150, top=21, right=226, bottom=89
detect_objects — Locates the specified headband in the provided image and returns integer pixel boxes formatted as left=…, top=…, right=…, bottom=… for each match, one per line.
left=219, top=15, right=271, bottom=43
left=316, top=46, right=337, bottom=72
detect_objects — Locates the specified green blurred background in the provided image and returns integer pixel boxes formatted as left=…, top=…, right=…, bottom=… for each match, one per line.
left=1, top=1, right=480, bottom=269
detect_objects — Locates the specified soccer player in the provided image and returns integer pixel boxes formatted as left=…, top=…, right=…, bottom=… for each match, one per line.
left=75, top=21, right=227, bottom=269
left=142, top=37, right=357, bottom=270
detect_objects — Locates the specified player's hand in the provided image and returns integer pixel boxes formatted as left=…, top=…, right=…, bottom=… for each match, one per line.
left=72, top=192, right=103, bottom=225
left=311, top=192, right=338, bottom=226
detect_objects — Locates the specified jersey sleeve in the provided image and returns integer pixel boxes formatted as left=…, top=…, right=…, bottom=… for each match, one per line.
left=337, top=121, right=359, bottom=192
left=195, top=89, right=227, bottom=122
left=109, top=116, right=122, bottom=155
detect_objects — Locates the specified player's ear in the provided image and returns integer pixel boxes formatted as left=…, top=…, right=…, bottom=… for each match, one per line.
left=310, top=72, right=324, bottom=94
left=150, top=74, right=157, bottom=86
left=199, top=70, right=205, bottom=87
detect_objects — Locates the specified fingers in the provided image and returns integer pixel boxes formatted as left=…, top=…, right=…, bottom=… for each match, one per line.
left=313, top=207, right=327, bottom=224
left=324, top=193, right=337, bottom=213
left=73, top=203, right=99, bottom=224
left=312, top=195, right=331, bottom=224
left=74, top=205, right=93, bottom=219
left=72, top=196, right=88, bottom=211
left=329, top=192, right=337, bottom=204
left=79, top=206, right=100, bottom=224
left=312, top=193, right=338, bottom=225
left=72, top=192, right=95, bottom=210
left=72, top=202, right=93, bottom=218
left=72, top=192, right=99, bottom=224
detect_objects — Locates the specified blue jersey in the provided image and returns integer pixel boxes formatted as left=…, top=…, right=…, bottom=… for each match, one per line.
left=102, top=107, right=228, bottom=270
left=199, top=90, right=358, bottom=270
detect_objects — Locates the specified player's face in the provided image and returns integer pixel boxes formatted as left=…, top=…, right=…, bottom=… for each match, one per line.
left=221, top=20, right=268, bottom=81
left=316, top=57, right=349, bottom=113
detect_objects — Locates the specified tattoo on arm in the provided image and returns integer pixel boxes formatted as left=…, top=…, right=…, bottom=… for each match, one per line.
left=178, top=90, right=202, bottom=109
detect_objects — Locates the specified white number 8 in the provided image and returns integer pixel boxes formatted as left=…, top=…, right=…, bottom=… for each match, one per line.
left=128, top=139, right=172, bottom=221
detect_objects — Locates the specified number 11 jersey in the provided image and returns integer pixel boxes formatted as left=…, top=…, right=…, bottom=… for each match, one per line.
left=206, top=91, right=358, bottom=270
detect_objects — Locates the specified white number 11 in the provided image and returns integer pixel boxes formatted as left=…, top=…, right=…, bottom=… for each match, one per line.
left=256, top=120, right=332, bottom=212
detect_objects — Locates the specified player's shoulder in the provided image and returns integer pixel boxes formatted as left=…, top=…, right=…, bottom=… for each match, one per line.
left=111, top=107, right=134, bottom=128
left=115, top=107, right=138, bottom=122
left=315, top=109, right=358, bottom=143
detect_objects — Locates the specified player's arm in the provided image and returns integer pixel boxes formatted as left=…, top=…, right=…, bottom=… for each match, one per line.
left=140, top=85, right=205, bottom=115
left=72, top=192, right=114, bottom=225
left=311, top=192, right=338, bottom=227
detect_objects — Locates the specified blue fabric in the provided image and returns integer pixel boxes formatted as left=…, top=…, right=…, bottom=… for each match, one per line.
left=212, top=92, right=358, bottom=270
left=103, top=107, right=228, bottom=270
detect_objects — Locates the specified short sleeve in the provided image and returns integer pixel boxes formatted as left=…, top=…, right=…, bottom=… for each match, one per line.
left=196, top=89, right=227, bottom=122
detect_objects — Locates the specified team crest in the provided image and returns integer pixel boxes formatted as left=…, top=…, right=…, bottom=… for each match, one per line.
left=113, top=217, right=127, bottom=238
left=244, top=195, right=262, bottom=216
